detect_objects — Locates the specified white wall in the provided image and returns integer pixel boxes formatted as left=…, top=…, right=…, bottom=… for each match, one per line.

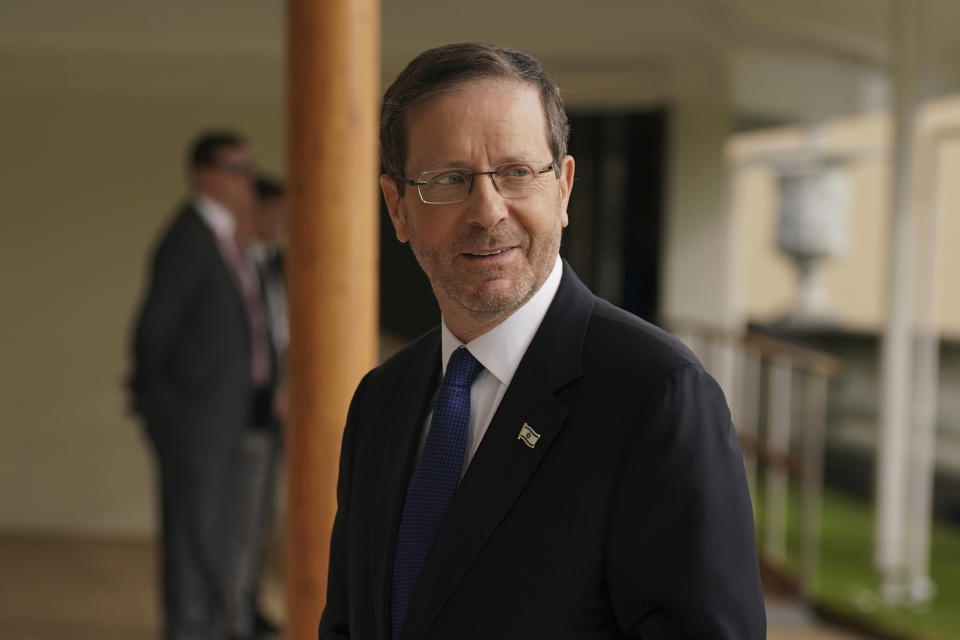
left=0, top=51, right=284, bottom=535
left=661, top=53, right=740, bottom=331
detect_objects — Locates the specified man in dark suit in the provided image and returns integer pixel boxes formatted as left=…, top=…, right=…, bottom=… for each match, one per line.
left=318, top=43, right=765, bottom=639
left=131, top=131, right=270, bottom=640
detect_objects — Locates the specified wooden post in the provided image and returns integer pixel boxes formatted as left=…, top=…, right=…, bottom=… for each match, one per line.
left=285, top=0, right=380, bottom=637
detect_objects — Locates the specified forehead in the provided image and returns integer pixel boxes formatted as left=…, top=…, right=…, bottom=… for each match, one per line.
left=217, top=145, right=250, bottom=160
left=404, top=78, right=550, bottom=171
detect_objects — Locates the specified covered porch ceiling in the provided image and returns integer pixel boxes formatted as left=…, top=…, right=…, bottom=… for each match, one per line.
left=2, top=0, right=959, bottom=125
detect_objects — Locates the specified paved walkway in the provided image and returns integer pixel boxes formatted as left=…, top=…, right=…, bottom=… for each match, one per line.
left=0, top=535, right=873, bottom=639
left=767, top=600, right=874, bottom=640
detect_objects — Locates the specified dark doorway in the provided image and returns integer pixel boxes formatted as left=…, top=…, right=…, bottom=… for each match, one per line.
left=564, top=109, right=666, bottom=323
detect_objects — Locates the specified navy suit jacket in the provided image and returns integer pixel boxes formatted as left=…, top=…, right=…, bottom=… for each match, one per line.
left=319, top=262, right=765, bottom=639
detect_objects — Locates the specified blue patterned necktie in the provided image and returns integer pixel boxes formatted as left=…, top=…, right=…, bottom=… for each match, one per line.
left=390, top=346, right=484, bottom=640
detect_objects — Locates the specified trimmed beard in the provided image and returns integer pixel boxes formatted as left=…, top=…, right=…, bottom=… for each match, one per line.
left=407, top=219, right=562, bottom=316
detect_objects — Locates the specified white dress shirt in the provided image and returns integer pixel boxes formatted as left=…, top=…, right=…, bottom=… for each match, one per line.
left=194, top=194, right=236, bottom=239
left=425, top=256, right=564, bottom=475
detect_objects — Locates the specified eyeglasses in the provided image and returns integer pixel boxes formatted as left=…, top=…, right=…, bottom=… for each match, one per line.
left=396, top=161, right=558, bottom=205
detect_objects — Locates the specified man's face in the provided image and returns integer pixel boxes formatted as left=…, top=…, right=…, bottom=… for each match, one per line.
left=194, top=145, right=256, bottom=218
left=381, top=78, right=575, bottom=336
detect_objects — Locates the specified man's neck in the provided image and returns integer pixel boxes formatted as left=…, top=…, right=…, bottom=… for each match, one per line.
left=194, top=191, right=234, bottom=214
left=443, top=308, right=517, bottom=344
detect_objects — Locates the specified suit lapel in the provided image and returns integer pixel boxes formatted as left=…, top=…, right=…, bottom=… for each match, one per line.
left=399, top=263, right=596, bottom=640
left=370, top=332, right=442, bottom=640
left=187, top=205, right=250, bottom=331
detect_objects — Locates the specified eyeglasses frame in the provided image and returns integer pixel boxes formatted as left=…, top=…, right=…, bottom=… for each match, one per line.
left=394, top=161, right=559, bottom=205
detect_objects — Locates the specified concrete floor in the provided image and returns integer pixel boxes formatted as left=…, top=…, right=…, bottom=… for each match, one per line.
left=0, top=534, right=283, bottom=640
left=0, top=534, right=872, bottom=639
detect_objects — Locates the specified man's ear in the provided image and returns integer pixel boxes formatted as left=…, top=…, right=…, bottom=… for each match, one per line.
left=380, top=174, right=409, bottom=243
left=557, top=155, right=575, bottom=229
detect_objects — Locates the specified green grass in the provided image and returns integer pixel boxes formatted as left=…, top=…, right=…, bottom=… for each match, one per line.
left=760, top=487, right=960, bottom=640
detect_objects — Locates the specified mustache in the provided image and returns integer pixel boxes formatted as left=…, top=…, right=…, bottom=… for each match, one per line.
left=450, top=227, right=526, bottom=253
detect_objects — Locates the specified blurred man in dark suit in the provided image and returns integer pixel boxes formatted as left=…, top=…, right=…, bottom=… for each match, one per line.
left=131, top=130, right=271, bottom=640
left=318, top=43, right=765, bottom=640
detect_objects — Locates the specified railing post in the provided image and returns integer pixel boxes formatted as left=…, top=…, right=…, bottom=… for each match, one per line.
left=737, top=349, right=762, bottom=500
left=765, top=357, right=793, bottom=564
left=799, top=374, right=828, bottom=599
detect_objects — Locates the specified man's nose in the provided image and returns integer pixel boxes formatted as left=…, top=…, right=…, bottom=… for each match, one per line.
left=463, top=174, right=508, bottom=229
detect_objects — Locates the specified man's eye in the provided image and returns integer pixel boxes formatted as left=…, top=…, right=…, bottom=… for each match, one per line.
left=433, top=172, right=467, bottom=186
left=501, top=165, right=532, bottom=178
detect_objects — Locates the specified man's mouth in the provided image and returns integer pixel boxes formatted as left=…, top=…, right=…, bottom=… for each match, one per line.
left=465, top=247, right=512, bottom=257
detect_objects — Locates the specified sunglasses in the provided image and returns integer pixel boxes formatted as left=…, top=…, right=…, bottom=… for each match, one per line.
left=215, top=160, right=256, bottom=176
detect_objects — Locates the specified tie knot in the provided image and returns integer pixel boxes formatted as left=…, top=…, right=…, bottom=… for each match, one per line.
left=444, top=347, right=483, bottom=388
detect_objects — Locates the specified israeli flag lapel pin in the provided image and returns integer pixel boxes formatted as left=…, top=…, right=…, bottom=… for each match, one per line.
left=517, top=422, right=541, bottom=448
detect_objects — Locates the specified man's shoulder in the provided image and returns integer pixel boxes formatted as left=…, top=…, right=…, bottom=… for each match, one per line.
left=530, top=264, right=704, bottom=385
left=163, top=202, right=205, bottom=239
left=585, top=299, right=702, bottom=375
left=152, top=203, right=212, bottom=257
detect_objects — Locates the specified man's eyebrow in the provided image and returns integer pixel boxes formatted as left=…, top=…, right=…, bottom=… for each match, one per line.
left=415, top=156, right=541, bottom=172
left=414, top=160, right=473, bottom=172
left=496, top=155, right=539, bottom=166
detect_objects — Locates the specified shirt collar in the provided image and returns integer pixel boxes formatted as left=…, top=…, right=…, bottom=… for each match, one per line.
left=194, top=194, right=236, bottom=239
left=440, top=255, right=563, bottom=384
